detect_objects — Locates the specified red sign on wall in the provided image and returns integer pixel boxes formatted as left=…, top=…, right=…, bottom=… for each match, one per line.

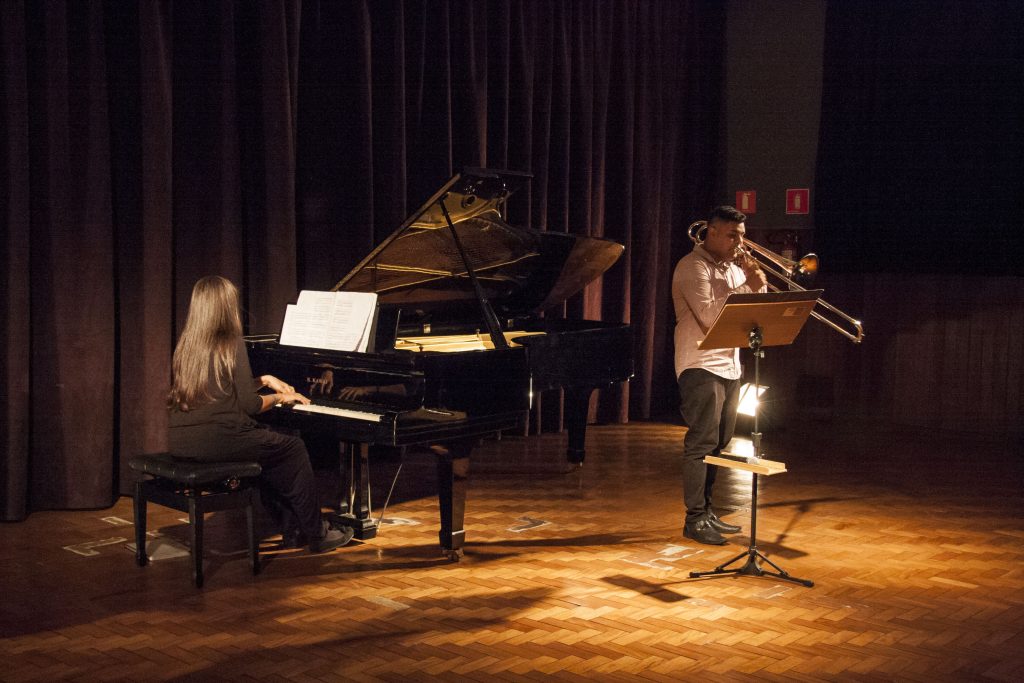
left=735, top=190, right=757, bottom=214
left=786, top=188, right=810, bottom=214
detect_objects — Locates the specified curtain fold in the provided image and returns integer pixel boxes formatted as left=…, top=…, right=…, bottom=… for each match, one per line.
left=2, top=0, right=32, bottom=519
left=1, top=0, right=720, bottom=520
left=108, top=1, right=176, bottom=495
left=27, top=1, right=117, bottom=511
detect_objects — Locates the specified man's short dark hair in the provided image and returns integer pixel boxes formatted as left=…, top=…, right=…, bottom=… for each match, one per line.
left=709, top=205, right=746, bottom=224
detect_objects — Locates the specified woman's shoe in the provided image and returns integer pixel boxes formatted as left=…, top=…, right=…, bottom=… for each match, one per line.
left=309, top=520, right=354, bottom=553
left=280, top=527, right=308, bottom=549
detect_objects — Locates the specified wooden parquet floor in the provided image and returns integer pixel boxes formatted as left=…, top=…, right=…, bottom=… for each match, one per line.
left=2, top=419, right=1023, bottom=681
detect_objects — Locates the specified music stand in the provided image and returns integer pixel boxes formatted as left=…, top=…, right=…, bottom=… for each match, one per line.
left=688, top=289, right=822, bottom=588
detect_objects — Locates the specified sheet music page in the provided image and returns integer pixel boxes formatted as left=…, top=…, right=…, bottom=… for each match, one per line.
left=279, top=291, right=378, bottom=351
left=278, top=304, right=322, bottom=348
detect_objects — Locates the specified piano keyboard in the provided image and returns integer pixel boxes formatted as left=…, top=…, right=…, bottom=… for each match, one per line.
left=283, top=403, right=384, bottom=422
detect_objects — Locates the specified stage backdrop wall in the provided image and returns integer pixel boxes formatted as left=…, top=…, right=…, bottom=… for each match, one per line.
left=1, top=0, right=725, bottom=520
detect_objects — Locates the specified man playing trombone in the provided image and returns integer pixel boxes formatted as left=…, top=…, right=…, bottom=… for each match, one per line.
left=672, top=206, right=767, bottom=545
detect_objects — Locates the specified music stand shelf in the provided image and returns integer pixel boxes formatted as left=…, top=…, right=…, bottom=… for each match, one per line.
left=688, top=290, right=821, bottom=588
left=705, top=455, right=786, bottom=476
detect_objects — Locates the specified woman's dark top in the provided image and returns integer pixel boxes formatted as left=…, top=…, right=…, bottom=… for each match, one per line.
left=168, top=338, right=267, bottom=460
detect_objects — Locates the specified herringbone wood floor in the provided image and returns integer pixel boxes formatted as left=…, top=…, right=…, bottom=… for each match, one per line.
left=2, top=418, right=1023, bottom=681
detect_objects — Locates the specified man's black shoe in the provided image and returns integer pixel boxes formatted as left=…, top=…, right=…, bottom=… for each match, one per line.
left=310, top=520, right=354, bottom=553
left=683, top=517, right=727, bottom=546
left=705, top=509, right=741, bottom=534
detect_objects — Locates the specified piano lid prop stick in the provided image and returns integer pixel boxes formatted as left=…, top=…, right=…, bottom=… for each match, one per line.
left=438, top=198, right=509, bottom=349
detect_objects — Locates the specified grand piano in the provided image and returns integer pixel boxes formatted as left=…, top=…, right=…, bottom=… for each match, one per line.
left=246, top=169, right=632, bottom=558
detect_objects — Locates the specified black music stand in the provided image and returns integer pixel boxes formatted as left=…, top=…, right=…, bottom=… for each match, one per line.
left=688, top=290, right=822, bottom=588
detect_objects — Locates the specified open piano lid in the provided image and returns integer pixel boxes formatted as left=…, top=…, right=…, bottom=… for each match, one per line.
left=331, top=169, right=624, bottom=325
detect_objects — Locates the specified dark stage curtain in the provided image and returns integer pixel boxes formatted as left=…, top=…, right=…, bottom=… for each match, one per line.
left=815, top=0, right=1024, bottom=275
left=1, top=1, right=723, bottom=520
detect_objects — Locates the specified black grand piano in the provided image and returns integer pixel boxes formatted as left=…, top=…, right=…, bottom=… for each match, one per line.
left=246, top=169, right=632, bottom=558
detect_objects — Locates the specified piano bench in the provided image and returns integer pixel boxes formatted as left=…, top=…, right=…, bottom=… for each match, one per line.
left=128, top=453, right=262, bottom=588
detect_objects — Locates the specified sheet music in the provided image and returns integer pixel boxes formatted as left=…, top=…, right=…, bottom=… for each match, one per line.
left=279, top=290, right=378, bottom=352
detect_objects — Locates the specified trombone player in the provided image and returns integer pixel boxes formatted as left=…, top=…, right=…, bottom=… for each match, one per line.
left=672, top=206, right=767, bottom=545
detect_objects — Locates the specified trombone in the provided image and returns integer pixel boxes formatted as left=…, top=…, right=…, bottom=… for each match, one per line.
left=688, top=221, right=865, bottom=343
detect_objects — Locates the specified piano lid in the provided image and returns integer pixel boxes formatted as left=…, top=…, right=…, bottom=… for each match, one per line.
left=332, top=168, right=624, bottom=322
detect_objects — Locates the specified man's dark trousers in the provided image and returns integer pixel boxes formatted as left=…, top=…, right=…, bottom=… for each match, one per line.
left=678, top=368, right=741, bottom=524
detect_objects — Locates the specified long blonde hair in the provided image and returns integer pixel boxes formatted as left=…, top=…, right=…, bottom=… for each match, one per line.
left=169, top=276, right=244, bottom=410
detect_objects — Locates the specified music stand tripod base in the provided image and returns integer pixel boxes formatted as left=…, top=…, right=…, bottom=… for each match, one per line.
left=689, top=550, right=814, bottom=587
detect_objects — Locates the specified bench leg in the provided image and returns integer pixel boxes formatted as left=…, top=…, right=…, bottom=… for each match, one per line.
left=188, top=496, right=204, bottom=588
left=133, top=481, right=148, bottom=567
left=246, top=490, right=260, bottom=575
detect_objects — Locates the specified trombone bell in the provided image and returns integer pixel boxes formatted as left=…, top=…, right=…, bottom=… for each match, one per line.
left=795, top=254, right=818, bottom=279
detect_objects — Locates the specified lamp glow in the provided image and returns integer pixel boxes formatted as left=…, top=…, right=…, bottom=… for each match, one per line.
left=737, top=383, right=767, bottom=417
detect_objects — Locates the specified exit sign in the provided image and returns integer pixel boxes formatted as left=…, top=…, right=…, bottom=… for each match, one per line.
left=786, top=188, right=810, bottom=214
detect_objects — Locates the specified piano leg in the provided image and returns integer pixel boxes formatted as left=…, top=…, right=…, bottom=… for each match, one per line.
left=563, top=387, right=594, bottom=465
left=337, top=441, right=378, bottom=540
left=433, top=441, right=471, bottom=560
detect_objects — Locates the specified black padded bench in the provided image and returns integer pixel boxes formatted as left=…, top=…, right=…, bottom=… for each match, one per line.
left=129, top=453, right=262, bottom=588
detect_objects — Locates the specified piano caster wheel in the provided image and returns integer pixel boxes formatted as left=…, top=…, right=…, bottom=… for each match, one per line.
left=443, top=548, right=464, bottom=561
